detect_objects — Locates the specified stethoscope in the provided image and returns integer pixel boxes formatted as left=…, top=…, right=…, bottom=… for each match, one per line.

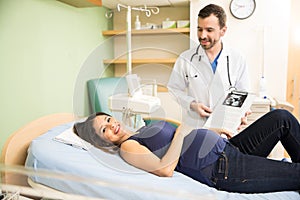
left=187, top=44, right=236, bottom=91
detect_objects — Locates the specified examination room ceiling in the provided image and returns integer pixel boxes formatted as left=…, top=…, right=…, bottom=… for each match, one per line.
left=102, top=0, right=189, bottom=8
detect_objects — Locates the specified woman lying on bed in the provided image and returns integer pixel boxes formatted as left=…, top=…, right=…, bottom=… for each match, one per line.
left=73, top=109, right=300, bottom=194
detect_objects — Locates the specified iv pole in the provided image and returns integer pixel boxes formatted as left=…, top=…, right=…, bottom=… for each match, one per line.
left=113, top=4, right=160, bottom=127
left=126, top=6, right=132, bottom=74
left=117, top=4, right=159, bottom=74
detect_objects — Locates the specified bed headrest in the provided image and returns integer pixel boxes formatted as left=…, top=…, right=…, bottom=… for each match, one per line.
left=87, top=77, right=128, bottom=114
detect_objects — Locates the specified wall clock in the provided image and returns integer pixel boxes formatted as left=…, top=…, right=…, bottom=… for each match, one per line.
left=229, top=0, right=256, bottom=20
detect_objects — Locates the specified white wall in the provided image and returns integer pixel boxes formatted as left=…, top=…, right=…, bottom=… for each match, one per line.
left=190, top=0, right=291, bottom=100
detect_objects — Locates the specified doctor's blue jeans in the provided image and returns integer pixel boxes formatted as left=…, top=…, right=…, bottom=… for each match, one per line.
left=211, top=109, right=300, bottom=193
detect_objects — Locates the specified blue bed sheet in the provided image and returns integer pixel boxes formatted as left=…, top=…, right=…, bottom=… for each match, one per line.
left=25, top=122, right=300, bottom=200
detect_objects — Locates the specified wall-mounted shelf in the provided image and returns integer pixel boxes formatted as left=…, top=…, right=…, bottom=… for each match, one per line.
left=102, top=28, right=190, bottom=36
left=103, top=58, right=177, bottom=64
left=103, top=6, right=190, bottom=79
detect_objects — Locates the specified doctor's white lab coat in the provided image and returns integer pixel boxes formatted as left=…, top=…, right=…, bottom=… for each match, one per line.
left=167, top=43, right=250, bottom=128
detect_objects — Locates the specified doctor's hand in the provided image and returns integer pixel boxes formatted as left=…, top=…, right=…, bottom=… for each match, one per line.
left=190, top=101, right=212, bottom=118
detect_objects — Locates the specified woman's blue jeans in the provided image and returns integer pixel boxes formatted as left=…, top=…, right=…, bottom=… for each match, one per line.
left=211, top=109, right=300, bottom=193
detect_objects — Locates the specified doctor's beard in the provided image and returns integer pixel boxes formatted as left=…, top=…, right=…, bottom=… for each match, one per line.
left=199, top=38, right=218, bottom=50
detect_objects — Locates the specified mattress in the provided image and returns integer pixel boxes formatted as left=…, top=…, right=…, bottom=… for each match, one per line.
left=25, top=122, right=300, bottom=200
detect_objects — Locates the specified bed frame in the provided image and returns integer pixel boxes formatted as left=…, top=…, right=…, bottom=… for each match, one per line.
left=1, top=113, right=76, bottom=186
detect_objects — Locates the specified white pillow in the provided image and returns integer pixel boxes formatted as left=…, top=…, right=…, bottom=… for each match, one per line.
left=53, top=127, right=92, bottom=150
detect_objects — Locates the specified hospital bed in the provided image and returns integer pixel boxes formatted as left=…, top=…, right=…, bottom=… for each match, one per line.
left=1, top=76, right=299, bottom=199
left=1, top=112, right=300, bottom=200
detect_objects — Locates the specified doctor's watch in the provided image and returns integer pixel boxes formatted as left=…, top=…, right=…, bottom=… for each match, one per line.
left=229, top=0, right=256, bottom=20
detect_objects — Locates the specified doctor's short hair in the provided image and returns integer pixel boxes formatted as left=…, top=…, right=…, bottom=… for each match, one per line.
left=73, top=112, right=119, bottom=154
left=198, top=4, right=227, bottom=29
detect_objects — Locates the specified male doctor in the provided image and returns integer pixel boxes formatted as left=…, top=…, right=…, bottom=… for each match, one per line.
left=167, top=4, right=250, bottom=131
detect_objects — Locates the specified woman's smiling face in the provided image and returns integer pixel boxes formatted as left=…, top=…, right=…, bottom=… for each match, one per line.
left=93, top=115, right=126, bottom=145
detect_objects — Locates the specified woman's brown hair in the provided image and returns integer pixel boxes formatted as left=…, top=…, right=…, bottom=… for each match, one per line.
left=73, top=112, right=119, bottom=154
